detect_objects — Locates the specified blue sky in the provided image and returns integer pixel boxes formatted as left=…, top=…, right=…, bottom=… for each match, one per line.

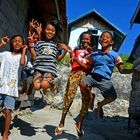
left=66, top=0, right=140, bottom=55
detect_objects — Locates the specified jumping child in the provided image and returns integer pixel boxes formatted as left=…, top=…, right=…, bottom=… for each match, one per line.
left=75, top=31, right=135, bottom=137
left=28, top=20, right=71, bottom=94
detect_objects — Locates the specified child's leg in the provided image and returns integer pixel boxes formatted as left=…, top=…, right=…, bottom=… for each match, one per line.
left=59, top=74, right=79, bottom=126
left=76, top=81, right=91, bottom=134
left=41, top=73, right=54, bottom=94
left=97, top=97, right=114, bottom=118
left=33, top=71, right=42, bottom=90
left=55, top=71, right=85, bottom=135
left=3, top=108, right=12, bottom=140
left=89, top=89, right=95, bottom=111
left=97, top=79, right=117, bottom=118
left=2, top=95, right=15, bottom=140
left=27, top=83, right=33, bottom=95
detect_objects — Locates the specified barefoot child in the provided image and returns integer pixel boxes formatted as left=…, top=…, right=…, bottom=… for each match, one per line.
left=0, top=35, right=27, bottom=140
left=76, top=31, right=135, bottom=137
left=28, top=20, right=71, bottom=94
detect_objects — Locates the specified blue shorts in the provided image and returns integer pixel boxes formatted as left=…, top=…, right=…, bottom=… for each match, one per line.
left=0, top=94, right=16, bottom=110
left=82, top=74, right=117, bottom=100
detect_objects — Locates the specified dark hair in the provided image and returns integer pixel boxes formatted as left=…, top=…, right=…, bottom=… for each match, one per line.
left=77, top=31, right=96, bottom=50
left=10, top=34, right=24, bottom=52
left=42, top=20, right=62, bottom=43
left=101, top=30, right=114, bottom=40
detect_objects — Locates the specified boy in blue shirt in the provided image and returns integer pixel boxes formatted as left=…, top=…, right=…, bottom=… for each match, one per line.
left=75, top=31, right=135, bottom=137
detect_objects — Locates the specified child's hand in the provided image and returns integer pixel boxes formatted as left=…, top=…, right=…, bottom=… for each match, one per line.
left=28, top=31, right=35, bottom=42
left=29, top=19, right=37, bottom=31
left=22, top=45, right=28, bottom=52
left=69, top=57, right=76, bottom=64
left=86, top=45, right=93, bottom=52
left=1, top=36, right=9, bottom=45
left=58, top=43, right=72, bottom=53
left=28, top=31, right=36, bottom=47
left=35, top=22, right=42, bottom=36
left=86, top=55, right=94, bottom=65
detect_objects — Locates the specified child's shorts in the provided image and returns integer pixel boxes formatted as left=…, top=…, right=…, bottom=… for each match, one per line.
left=0, top=94, right=16, bottom=110
left=81, top=74, right=117, bottom=100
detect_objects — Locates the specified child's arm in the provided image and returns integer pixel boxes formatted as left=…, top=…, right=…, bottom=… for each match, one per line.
left=35, top=22, right=42, bottom=41
left=57, top=43, right=72, bottom=62
left=73, top=57, right=87, bottom=68
left=116, top=63, right=135, bottom=74
left=116, top=56, right=135, bottom=74
left=85, top=55, right=94, bottom=65
left=20, top=45, right=28, bottom=65
left=72, top=54, right=94, bottom=68
left=0, top=36, right=9, bottom=48
left=27, top=32, right=37, bottom=60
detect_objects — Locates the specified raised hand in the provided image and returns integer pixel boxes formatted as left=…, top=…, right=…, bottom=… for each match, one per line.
left=1, top=36, right=9, bottom=45
left=35, top=22, right=42, bottom=36
left=27, top=31, right=36, bottom=48
left=29, top=19, right=37, bottom=32
left=0, top=36, right=9, bottom=48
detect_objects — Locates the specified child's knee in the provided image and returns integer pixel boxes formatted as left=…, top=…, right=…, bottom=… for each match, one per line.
left=33, top=81, right=41, bottom=90
left=41, top=80, right=50, bottom=89
left=79, top=81, right=87, bottom=89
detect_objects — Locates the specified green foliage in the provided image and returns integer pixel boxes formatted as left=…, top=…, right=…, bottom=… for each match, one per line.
left=57, top=53, right=71, bottom=67
left=114, top=54, right=133, bottom=72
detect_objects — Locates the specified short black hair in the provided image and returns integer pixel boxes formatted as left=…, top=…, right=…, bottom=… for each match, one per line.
left=42, top=19, right=62, bottom=43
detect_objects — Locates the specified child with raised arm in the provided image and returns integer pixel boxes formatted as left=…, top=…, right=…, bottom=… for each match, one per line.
left=55, top=31, right=96, bottom=136
left=75, top=31, right=135, bottom=137
left=28, top=20, right=71, bottom=94
left=0, top=35, right=27, bottom=140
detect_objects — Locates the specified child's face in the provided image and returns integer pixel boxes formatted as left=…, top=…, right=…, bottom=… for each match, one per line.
left=12, top=36, right=23, bottom=53
left=100, top=32, right=114, bottom=49
left=81, top=34, right=91, bottom=48
left=33, top=34, right=39, bottom=43
left=44, top=24, right=56, bottom=40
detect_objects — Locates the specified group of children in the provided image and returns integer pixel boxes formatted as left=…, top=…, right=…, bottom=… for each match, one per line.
left=0, top=18, right=135, bottom=140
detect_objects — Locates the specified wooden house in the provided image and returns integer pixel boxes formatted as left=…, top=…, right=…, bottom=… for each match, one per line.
left=68, top=10, right=126, bottom=51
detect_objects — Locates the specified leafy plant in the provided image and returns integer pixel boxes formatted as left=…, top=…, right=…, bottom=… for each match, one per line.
left=114, top=54, right=133, bottom=72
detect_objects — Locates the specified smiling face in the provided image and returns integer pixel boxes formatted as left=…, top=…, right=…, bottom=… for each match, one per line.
left=81, top=33, right=92, bottom=48
left=12, top=36, right=23, bottom=53
left=100, top=32, right=114, bottom=51
left=44, top=23, right=56, bottom=40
